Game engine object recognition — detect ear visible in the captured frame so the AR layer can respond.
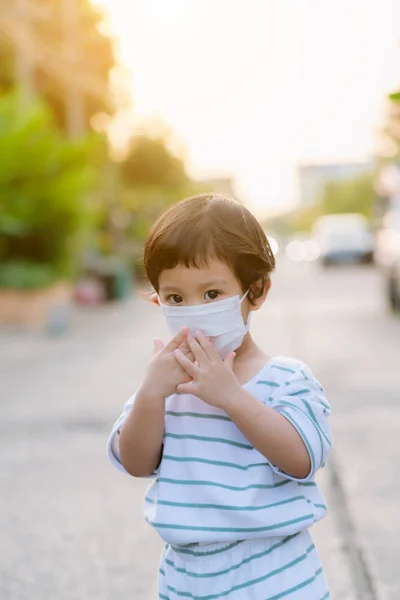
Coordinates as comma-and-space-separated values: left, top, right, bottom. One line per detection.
137, 289, 160, 305
249, 277, 271, 312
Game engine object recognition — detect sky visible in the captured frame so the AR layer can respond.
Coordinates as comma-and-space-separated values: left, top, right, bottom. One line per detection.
95, 0, 400, 216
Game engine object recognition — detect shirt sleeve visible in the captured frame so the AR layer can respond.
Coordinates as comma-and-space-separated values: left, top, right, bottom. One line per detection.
269, 364, 332, 482
106, 395, 135, 474
106, 394, 161, 478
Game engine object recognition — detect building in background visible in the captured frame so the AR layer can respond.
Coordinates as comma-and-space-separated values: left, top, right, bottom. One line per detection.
298, 161, 375, 207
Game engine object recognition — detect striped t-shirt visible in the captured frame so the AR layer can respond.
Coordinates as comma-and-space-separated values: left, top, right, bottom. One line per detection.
107, 356, 331, 546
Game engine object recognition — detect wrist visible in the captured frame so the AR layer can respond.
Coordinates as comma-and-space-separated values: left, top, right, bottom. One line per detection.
219, 384, 246, 412
136, 384, 165, 407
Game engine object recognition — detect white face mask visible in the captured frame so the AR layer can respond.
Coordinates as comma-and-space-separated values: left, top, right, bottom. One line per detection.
159, 291, 251, 359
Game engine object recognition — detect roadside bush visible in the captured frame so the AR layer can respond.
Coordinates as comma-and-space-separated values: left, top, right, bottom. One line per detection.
0, 91, 100, 288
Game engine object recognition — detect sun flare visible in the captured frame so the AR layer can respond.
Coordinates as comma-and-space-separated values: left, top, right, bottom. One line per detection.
94, 0, 400, 215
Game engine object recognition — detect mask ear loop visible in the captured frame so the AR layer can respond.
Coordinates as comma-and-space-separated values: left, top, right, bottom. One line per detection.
245, 311, 252, 332
240, 289, 250, 303
240, 288, 252, 332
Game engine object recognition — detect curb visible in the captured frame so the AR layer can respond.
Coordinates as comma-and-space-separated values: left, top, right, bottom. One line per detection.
327, 453, 385, 600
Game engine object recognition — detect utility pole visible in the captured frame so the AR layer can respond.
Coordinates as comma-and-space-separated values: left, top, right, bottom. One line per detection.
61, 0, 85, 138
13, 0, 36, 107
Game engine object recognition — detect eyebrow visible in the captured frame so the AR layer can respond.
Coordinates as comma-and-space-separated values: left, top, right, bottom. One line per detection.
159, 285, 183, 294
197, 279, 229, 289
159, 279, 229, 294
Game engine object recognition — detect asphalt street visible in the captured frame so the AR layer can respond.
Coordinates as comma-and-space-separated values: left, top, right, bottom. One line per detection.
1, 257, 399, 600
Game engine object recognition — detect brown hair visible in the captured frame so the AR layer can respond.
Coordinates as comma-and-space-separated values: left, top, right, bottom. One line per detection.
144, 194, 275, 304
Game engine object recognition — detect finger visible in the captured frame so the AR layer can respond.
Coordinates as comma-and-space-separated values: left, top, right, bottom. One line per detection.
153, 338, 165, 353
195, 331, 221, 362
179, 341, 195, 362
186, 334, 210, 365
177, 382, 198, 395
223, 351, 236, 371
174, 349, 199, 377
179, 338, 193, 354
164, 328, 189, 352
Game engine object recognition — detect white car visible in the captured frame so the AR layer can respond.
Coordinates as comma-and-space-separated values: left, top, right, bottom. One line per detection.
312, 214, 374, 266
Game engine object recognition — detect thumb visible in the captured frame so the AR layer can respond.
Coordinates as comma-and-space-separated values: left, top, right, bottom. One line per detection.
153, 338, 164, 353
223, 352, 236, 371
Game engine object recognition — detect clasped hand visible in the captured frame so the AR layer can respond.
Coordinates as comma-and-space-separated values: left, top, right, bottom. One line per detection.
173, 331, 241, 408
141, 328, 241, 408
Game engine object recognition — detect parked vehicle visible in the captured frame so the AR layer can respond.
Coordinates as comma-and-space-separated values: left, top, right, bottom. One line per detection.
374, 208, 400, 311
312, 214, 374, 266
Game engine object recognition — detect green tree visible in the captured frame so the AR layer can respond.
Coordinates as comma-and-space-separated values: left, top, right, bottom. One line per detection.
320, 174, 375, 220
384, 90, 400, 156
121, 135, 189, 189
0, 91, 101, 288
93, 134, 191, 272
119, 134, 189, 243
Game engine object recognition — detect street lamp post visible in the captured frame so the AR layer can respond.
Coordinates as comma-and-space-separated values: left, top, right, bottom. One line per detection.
61, 0, 85, 138
13, 0, 36, 106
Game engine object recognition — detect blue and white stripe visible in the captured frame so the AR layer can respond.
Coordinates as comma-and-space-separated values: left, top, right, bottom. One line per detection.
108, 356, 331, 547
158, 530, 330, 599
108, 356, 331, 598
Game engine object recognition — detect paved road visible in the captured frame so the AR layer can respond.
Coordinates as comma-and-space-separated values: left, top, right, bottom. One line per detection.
1, 258, 399, 599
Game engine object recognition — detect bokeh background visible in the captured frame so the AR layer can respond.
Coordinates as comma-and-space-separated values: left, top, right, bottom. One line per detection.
1, 1, 400, 599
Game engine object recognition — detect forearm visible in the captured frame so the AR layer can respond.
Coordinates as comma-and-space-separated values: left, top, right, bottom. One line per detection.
223, 389, 311, 479
119, 388, 165, 477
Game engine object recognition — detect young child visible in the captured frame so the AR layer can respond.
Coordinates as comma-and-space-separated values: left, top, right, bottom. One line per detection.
107, 194, 331, 600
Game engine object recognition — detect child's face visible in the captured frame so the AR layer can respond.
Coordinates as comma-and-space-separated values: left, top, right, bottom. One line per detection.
158, 259, 251, 324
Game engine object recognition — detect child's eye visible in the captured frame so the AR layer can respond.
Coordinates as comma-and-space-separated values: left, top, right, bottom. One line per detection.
204, 290, 220, 301
167, 294, 183, 304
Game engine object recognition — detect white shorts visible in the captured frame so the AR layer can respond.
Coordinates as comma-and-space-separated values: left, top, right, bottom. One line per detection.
158, 530, 330, 600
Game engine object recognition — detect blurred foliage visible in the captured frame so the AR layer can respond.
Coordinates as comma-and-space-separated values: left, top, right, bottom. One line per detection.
265, 206, 324, 237
0, 261, 57, 289
0, 91, 102, 288
0, 0, 116, 131
121, 135, 189, 189
381, 90, 400, 158
0, 2, 225, 284
389, 91, 400, 102
287, 205, 323, 235
320, 174, 375, 219
95, 134, 193, 277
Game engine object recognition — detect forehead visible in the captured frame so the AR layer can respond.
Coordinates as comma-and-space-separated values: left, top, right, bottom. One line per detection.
158, 259, 238, 290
